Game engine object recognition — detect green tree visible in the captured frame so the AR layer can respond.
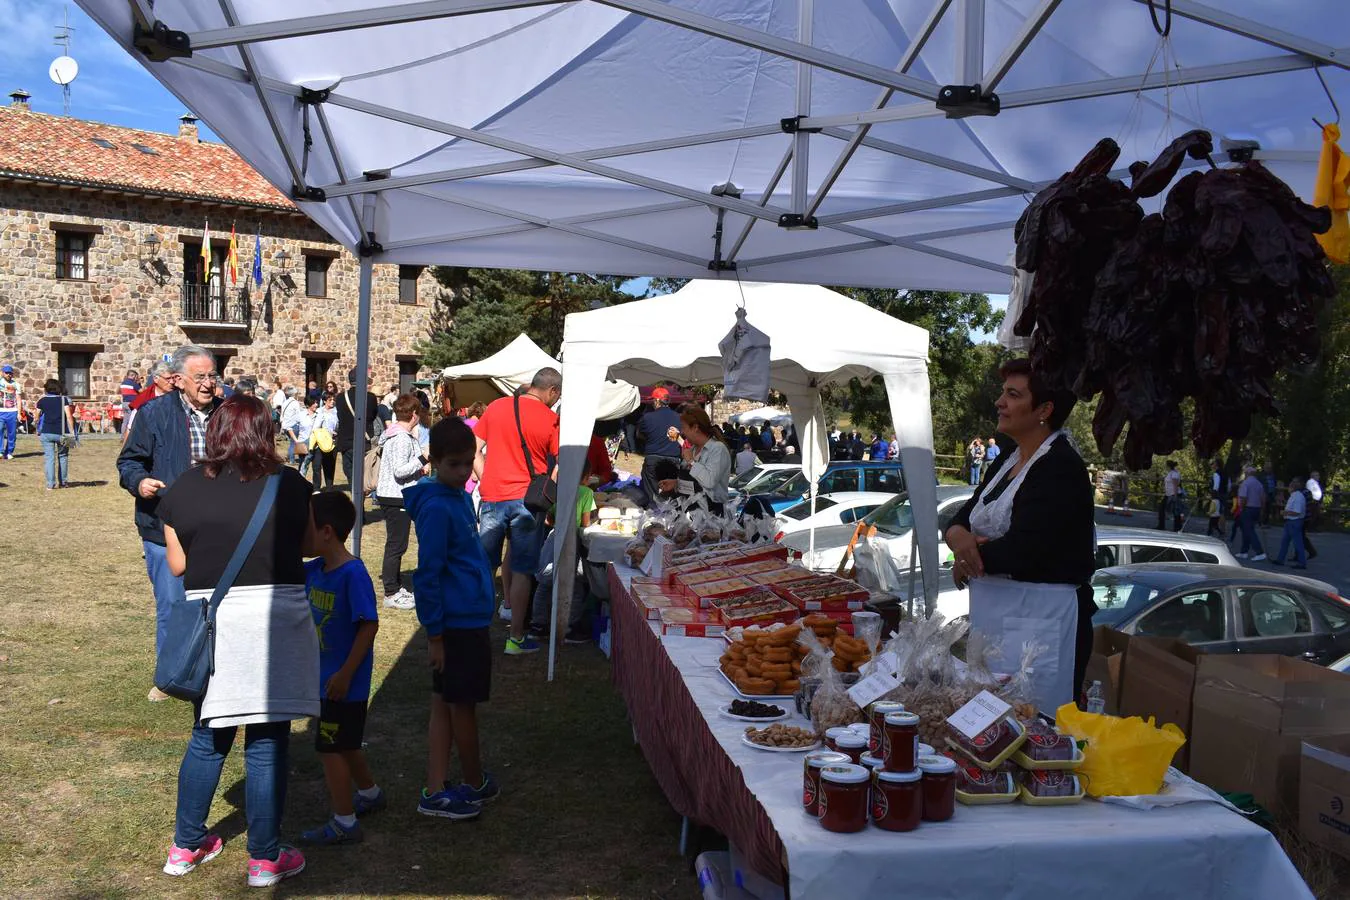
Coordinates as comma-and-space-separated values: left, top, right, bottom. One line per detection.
417, 268, 633, 369
827, 289, 1005, 453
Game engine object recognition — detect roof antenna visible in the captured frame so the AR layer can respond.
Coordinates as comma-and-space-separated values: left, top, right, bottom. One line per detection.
49, 4, 79, 117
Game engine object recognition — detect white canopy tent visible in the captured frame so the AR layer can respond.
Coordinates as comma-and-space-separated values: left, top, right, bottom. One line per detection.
730, 406, 792, 427
440, 332, 641, 418
552, 280, 935, 677
77, 0, 1344, 567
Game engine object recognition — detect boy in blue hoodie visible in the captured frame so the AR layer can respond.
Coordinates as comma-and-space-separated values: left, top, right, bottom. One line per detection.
404, 417, 499, 820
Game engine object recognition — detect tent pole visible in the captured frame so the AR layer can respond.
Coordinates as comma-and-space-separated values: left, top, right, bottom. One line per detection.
350, 195, 376, 556
956, 0, 985, 85
791, 0, 814, 218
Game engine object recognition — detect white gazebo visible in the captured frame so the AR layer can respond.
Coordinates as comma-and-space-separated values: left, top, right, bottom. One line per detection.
441, 332, 641, 418
77, 0, 1342, 585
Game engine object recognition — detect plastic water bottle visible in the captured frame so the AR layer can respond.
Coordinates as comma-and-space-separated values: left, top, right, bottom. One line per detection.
1085, 680, 1106, 715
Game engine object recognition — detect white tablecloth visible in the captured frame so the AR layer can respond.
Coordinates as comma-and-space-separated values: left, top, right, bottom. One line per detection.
657, 633, 1313, 899
582, 526, 633, 565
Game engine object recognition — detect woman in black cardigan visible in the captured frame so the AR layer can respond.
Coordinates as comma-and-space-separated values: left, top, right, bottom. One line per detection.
945, 359, 1098, 709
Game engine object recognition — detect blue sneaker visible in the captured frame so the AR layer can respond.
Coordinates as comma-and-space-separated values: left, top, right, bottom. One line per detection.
417, 786, 481, 820
351, 787, 387, 817
298, 816, 364, 846
457, 773, 501, 806
504, 636, 541, 656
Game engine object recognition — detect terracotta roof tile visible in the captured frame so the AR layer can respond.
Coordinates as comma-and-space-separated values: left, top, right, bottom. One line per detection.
0, 107, 295, 210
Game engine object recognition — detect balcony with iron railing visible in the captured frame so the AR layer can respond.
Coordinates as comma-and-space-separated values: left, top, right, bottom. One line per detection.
179, 282, 251, 330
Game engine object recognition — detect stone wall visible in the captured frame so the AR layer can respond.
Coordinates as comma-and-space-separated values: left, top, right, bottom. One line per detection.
0, 180, 447, 403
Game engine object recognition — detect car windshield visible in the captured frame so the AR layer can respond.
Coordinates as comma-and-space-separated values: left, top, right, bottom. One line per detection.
1090, 572, 1163, 627
781, 496, 838, 521
864, 494, 915, 537
731, 466, 769, 489
745, 468, 801, 494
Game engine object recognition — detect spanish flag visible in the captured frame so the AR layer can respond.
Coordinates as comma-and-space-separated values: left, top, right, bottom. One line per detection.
227, 224, 239, 286
200, 219, 210, 282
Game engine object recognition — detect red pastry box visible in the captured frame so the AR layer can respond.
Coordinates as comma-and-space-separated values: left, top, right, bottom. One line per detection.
673, 567, 740, 597
661, 559, 713, 587
688, 576, 761, 609
632, 581, 675, 599
725, 557, 793, 578
635, 592, 691, 621
697, 541, 751, 557
659, 607, 727, 638
750, 567, 820, 590
783, 578, 870, 612
712, 590, 799, 628
736, 543, 790, 563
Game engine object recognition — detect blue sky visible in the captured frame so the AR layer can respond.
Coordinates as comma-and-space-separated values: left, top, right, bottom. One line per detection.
1, 0, 216, 137
6, 1, 1009, 338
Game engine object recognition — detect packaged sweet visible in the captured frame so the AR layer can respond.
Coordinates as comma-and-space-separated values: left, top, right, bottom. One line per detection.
1021, 769, 1082, 799
636, 594, 684, 620
660, 607, 726, 638
688, 577, 759, 606
947, 716, 1026, 769
1021, 722, 1075, 761
799, 626, 866, 735
954, 764, 1017, 795
726, 557, 791, 578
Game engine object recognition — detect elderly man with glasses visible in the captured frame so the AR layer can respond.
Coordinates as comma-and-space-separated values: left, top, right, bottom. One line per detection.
117, 345, 223, 701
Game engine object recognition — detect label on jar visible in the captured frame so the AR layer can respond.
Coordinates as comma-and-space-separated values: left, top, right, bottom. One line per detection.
803, 771, 816, 808
947, 690, 1011, 741
816, 788, 828, 819
871, 786, 888, 821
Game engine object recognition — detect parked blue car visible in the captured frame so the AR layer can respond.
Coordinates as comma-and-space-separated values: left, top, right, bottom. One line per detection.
741, 461, 905, 515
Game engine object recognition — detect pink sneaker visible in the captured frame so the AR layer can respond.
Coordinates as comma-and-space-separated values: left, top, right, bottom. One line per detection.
163, 833, 224, 876
246, 846, 305, 887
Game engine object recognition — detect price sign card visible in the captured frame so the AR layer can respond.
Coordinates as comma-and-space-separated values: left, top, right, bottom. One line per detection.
640, 535, 671, 578
947, 690, 1012, 741
847, 668, 902, 709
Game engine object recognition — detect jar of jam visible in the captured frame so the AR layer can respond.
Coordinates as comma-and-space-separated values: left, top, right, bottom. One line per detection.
802, 751, 849, 817
871, 768, 922, 832
824, 726, 852, 752
818, 764, 870, 833
848, 722, 873, 744
835, 732, 868, 765
867, 700, 905, 753
918, 742, 935, 757
917, 754, 957, 822
883, 711, 920, 772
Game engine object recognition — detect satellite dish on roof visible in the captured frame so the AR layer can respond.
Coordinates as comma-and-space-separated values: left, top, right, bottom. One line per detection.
49, 56, 79, 86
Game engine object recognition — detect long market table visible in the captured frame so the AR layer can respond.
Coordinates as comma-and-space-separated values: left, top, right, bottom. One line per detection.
607, 562, 1313, 899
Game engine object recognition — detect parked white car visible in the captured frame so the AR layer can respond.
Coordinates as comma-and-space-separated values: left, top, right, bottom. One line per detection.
925, 527, 1242, 622
780, 486, 975, 575
726, 463, 800, 507
773, 492, 893, 540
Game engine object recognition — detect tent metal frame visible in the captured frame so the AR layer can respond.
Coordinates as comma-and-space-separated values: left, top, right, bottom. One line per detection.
121, 0, 1339, 561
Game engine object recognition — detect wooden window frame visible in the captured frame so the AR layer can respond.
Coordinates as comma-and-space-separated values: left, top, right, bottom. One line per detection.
304, 253, 331, 299
55, 231, 91, 281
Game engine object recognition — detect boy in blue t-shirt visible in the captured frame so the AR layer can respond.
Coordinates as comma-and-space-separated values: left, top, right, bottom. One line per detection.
404, 417, 499, 820
299, 491, 383, 845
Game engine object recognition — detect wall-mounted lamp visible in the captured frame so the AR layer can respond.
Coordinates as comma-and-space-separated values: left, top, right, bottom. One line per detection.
273, 248, 292, 273
139, 232, 170, 285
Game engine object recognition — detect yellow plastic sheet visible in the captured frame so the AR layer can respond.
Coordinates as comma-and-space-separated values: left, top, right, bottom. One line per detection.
1314, 123, 1350, 264
1056, 703, 1186, 798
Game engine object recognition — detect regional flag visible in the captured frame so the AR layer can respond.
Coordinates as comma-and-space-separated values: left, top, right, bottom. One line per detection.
228, 225, 239, 286
252, 229, 263, 287
200, 219, 210, 282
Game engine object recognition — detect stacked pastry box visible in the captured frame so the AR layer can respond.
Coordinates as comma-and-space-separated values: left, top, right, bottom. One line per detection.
650, 543, 796, 636
942, 691, 1086, 806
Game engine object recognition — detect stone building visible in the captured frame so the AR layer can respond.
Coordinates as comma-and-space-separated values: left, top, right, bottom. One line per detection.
0, 91, 445, 406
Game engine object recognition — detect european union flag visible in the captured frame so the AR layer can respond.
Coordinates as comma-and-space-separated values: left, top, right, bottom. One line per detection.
252, 229, 263, 287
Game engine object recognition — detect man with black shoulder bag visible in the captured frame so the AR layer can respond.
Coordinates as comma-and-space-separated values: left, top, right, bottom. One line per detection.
472, 368, 562, 656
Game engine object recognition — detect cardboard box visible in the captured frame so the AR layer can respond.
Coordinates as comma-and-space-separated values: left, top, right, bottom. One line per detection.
1190, 655, 1350, 819
659, 607, 727, 638
1082, 626, 1131, 715
1117, 636, 1201, 771
1300, 735, 1350, 861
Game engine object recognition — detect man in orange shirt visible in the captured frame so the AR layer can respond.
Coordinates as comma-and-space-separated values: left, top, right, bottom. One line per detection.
472, 367, 562, 655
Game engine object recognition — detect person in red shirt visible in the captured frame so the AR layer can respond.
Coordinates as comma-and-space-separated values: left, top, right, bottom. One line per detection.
472, 368, 561, 655
586, 432, 616, 487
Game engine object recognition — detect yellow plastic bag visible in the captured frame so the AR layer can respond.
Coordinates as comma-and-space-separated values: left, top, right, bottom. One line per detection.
1055, 703, 1186, 798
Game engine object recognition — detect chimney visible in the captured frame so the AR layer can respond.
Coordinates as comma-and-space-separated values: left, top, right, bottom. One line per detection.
8, 90, 31, 110
178, 113, 199, 142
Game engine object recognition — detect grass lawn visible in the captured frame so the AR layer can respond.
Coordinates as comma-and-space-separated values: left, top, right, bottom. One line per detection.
0, 437, 686, 898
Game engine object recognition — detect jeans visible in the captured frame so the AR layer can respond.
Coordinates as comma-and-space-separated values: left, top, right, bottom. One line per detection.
1276, 518, 1307, 566
39, 434, 69, 487
479, 498, 542, 575
969, 462, 982, 486
1238, 507, 1264, 556
174, 718, 290, 861
530, 528, 589, 632
0, 413, 15, 457
296, 450, 312, 479
144, 540, 187, 661
378, 498, 410, 596
286, 438, 297, 464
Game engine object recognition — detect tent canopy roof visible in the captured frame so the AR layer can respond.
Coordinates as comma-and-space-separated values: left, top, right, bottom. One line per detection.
77, 0, 1344, 293
564, 281, 929, 389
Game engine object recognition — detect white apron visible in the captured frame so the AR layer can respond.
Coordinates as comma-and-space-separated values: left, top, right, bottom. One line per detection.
968, 575, 1078, 715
